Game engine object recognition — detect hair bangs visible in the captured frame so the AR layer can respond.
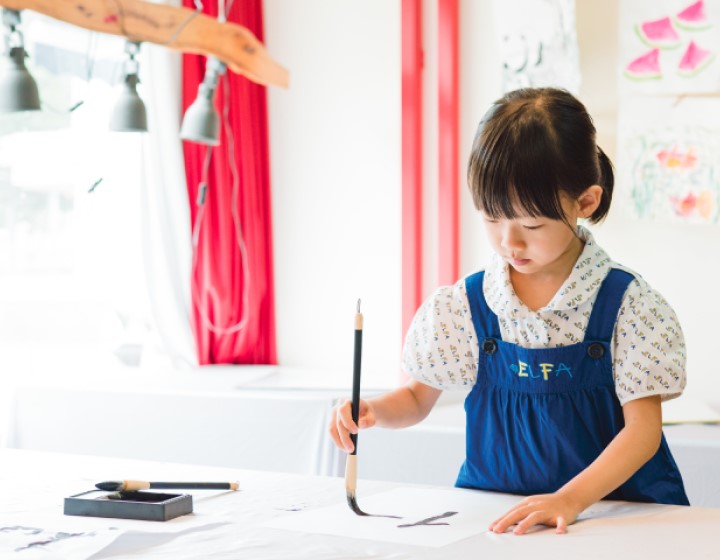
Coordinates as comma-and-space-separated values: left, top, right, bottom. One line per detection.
469, 108, 566, 221
468, 88, 615, 224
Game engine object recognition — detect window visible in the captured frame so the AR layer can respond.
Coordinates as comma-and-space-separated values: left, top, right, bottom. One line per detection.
0, 15, 155, 376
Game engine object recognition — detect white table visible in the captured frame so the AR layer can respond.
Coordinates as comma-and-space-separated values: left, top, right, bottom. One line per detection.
2, 449, 720, 560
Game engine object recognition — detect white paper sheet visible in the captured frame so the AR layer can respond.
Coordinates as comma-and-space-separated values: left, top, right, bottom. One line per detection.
619, 0, 720, 95
1, 512, 234, 560
0, 521, 120, 560
493, 0, 581, 93
260, 487, 519, 548
616, 95, 720, 224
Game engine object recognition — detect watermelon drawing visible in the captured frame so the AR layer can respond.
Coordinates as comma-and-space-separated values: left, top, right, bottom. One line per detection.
635, 16, 681, 49
678, 40, 715, 76
624, 48, 662, 80
674, 0, 712, 30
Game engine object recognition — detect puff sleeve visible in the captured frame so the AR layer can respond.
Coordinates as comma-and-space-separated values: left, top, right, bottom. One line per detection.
612, 278, 687, 405
401, 280, 478, 389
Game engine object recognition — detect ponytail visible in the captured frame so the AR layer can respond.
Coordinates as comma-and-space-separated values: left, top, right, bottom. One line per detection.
589, 146, 614, 223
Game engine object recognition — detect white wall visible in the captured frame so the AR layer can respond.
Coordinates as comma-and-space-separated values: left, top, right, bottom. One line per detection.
574, 1, 720, 404
264, 1, 402, 389
265, 1, 720, 404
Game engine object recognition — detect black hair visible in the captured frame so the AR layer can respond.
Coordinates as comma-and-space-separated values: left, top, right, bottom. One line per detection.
467, 87, 614, 224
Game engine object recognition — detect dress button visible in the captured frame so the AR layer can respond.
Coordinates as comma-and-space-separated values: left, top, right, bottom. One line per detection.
587, 342, 605, 359
482, 338, 497, 355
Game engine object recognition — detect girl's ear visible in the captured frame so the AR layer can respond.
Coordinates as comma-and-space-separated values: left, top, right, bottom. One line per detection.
577, 185, 603, 219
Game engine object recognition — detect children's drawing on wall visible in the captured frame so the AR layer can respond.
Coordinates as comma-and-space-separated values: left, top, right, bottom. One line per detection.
617, 97, 720, 224
493, 0, 580, 93
620, 0, 720, 94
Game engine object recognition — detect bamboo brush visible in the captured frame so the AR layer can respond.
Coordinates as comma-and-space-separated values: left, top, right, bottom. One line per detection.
345, 299, 368, 516
343, 301, 402, 520
96, 481, 239, 492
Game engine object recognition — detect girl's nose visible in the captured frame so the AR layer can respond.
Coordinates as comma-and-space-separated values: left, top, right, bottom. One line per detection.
501, 226, 524, 251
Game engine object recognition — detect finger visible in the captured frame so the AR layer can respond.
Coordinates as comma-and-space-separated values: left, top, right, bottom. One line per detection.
335, 424, 354, 453
328, 415, 354, 452
335, 418, 355, 453
513, 510, 549, 535
359, 402, 375, 429
489, 500, 534, 530
556, 516, 568, 534
327, 410, 345, 450
356, 401, 368, 428
491, 505, 533, 534
333, 402, 357, 453
489, 508, 525, 531
337, 400, 359, 434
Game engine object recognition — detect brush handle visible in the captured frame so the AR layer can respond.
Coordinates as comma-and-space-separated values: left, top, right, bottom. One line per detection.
95, 480, 239, 491
350, 311, 363, 456
149, 482, 239, 491
345, 454, 358, 493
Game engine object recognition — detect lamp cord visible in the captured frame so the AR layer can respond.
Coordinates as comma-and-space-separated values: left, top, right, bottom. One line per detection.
85, 30, 97, 82
221, 70, 251, 332
190, 73, 250, 336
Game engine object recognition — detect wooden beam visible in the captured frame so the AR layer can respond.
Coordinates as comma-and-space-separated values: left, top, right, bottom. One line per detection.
0, 0, 288, 88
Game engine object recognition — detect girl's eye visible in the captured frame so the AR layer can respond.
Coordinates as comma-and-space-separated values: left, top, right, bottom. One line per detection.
523, 225, 543, 230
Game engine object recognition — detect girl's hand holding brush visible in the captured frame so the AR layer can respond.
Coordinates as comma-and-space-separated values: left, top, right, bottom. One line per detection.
329, 381, 443, 453
330, 398, 376, 453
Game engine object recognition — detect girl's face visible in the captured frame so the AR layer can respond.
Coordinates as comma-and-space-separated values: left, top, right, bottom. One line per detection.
481, 194, 586, 278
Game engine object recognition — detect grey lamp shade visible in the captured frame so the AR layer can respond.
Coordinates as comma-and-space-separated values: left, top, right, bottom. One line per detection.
0, 47, 40, 112
180, 83, 220, 145
109, 74, 148, 132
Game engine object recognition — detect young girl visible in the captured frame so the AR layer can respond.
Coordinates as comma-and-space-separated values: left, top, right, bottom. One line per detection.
329, 87, 689, 535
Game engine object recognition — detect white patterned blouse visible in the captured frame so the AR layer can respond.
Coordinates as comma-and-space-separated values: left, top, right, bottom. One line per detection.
402, 226, 686, 405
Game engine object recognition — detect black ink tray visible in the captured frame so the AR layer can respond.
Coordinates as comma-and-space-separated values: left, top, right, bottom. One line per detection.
64, 490, 193, 521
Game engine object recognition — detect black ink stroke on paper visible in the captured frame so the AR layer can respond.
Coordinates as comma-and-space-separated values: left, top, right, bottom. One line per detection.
397, 511, 458, 528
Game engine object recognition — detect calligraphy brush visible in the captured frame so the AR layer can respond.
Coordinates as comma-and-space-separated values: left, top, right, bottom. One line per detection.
343, 300, 402, 520
345, 299, 367, 516
96, 480, 239, 492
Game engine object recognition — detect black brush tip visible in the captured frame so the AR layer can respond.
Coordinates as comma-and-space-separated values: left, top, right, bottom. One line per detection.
95, 481, 123, 491
346, 493, 368, 516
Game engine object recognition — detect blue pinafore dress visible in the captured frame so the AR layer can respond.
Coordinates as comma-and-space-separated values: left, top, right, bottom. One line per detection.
455, 268, 689, 505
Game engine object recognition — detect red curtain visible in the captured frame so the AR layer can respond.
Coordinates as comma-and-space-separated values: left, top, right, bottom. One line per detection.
181, 0, 276, 365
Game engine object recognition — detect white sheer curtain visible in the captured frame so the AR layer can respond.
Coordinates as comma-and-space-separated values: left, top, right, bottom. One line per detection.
0, 5, 197, 450
139, 30, 197, 369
